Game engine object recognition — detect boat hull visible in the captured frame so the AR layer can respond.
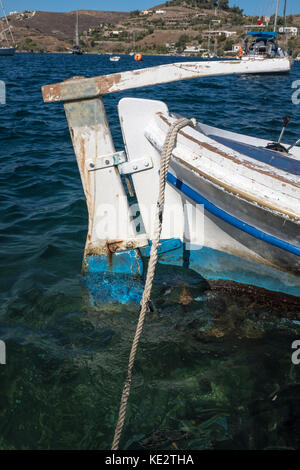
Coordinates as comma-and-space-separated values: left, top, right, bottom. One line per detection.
0, 47, 15, 56
159, 171, 300, 297
240, 56, 292, 73
41, 64, 300, 302
118, 97, 300, 298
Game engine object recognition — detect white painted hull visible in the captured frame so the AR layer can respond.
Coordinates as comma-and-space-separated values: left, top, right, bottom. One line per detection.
41, 61, 300, 298
119, 98, 300, 295
240, 56, 292, 73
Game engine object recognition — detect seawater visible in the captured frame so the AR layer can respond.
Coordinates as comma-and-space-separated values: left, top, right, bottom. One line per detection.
0, 53, 300, 450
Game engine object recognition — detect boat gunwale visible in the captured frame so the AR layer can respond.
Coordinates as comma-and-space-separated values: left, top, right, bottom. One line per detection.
151, 113, 300, 222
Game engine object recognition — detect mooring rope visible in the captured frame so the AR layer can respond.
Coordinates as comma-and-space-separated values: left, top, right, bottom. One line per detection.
111, 117, 196, 451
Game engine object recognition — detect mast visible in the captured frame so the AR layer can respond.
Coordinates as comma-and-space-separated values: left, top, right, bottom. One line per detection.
273, 0, 280, 32
75, 10, 79, 46
283, 0, 287, 28
208, 22, 211, 55
0, 0, 15, 46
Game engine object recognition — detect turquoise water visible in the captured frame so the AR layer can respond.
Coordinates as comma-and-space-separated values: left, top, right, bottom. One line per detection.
0, 53, 300, 450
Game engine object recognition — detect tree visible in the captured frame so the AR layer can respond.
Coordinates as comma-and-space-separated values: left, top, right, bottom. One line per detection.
130, 10, 140, 18
218, 0, 229, 10
175, 33, 189, 52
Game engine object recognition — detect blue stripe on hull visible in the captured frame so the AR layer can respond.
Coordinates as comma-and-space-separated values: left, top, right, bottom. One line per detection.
166, 172, 300, 257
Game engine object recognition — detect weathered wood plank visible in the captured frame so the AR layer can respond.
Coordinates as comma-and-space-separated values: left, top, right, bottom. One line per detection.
42, 58, 291, 103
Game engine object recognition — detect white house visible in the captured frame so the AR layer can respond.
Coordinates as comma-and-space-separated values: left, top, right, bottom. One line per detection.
155, 10, 166, 14
203, 30, 237, 38
184, 46, 205, 53
222, 31, 237, 38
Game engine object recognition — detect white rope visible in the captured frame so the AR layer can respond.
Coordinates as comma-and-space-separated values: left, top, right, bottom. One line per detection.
111, 116, 196, 451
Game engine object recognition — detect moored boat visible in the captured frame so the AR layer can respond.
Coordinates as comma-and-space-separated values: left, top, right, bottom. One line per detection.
0, 0, 15, 56
241, 32, 292, 72
41, 60, 300, 301
0, 46, 14, 55
240, 1, 293, 73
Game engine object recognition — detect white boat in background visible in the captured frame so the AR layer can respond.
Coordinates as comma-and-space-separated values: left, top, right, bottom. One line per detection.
240, 1, 293, 72
0, 0, 15, 56
42, 60, 300, 302
241, 31, 292, 72
109, 56, 120, 62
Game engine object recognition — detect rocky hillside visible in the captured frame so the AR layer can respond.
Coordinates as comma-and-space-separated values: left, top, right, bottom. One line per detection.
1, 2, 299, 56
2, 9, 130, 51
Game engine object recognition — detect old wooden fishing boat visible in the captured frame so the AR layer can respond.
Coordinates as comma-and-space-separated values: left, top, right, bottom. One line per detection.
42, 60, 300, 301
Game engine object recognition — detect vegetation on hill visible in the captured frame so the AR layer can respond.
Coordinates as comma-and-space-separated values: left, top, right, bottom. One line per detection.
164, 0, 243, 15
1, 3, 299, 57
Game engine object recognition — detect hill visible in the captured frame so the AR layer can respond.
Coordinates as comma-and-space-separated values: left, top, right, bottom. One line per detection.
4, 9, 130, 51
1, 3, 300, 56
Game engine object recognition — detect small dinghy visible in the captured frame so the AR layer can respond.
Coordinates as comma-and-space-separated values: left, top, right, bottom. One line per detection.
109, 56, 120, 62
42, 60, 300, 300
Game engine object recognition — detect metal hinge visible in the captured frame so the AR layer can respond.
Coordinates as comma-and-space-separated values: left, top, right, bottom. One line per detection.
118, 156, 153, 175
86, 151, 153, 175
86, 151, 126, 171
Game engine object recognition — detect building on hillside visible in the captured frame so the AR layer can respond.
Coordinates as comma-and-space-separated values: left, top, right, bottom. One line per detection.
184, 45, 207, 54
203, 30, 237, 39
155, 10, 166, 14
166, 18, 190, 26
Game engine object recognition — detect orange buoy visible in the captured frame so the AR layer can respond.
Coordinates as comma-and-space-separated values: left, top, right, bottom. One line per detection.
134, 53, 143, 62
238, 47, 243, 59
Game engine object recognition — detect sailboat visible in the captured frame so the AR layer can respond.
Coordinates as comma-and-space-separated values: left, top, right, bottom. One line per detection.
0, 0, 15, 56
241, 0, 292, 72
71, 10, 83, 55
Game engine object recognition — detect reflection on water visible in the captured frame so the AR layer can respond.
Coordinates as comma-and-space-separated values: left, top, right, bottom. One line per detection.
0, 54, 299, 449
